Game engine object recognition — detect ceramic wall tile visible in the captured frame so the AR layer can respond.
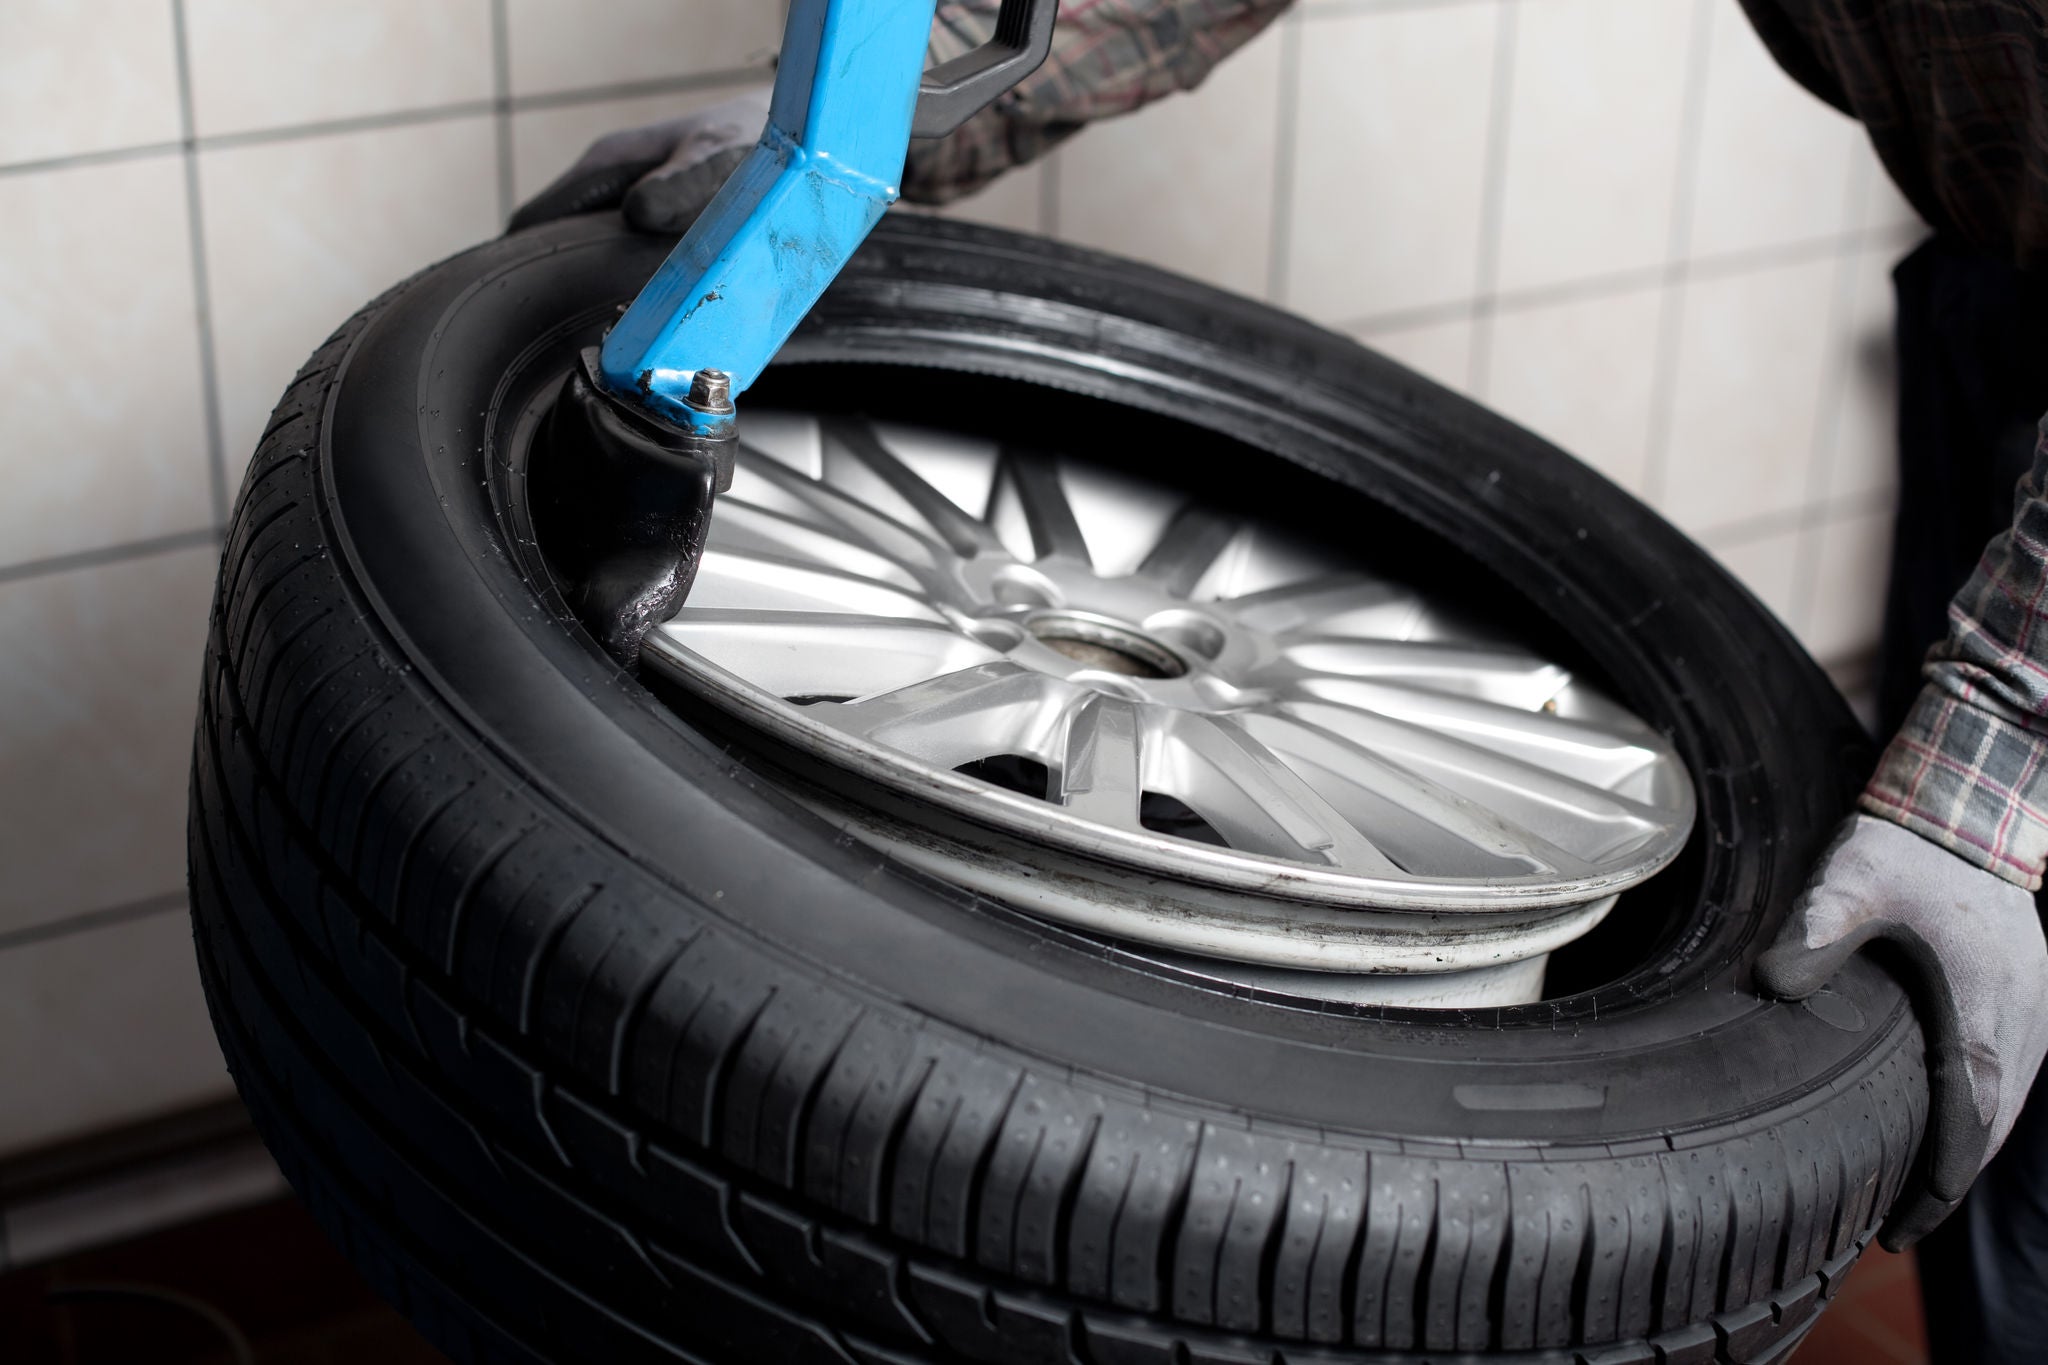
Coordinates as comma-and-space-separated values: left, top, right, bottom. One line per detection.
0, 1, 181, 165
1802, 504, 1894, 664
1349, 315, 1476, 396
1688, 0, 1863, 259
504, 0, 780, 97
0, 157, 212, 566
1484, 284, 1664, 496
934, 161, 1047, 234
199, 117, 501, 473
184, 0, 493, 137
1493, 0, 1695, 293
509, 80, 766, 204
1657, 257, 1837, 534
1283, 2, 1501, 323
1702, 523, 1807, 631
0, 908, 231, 1159
0, 547, 214, 938
1055, 20, 1284, 299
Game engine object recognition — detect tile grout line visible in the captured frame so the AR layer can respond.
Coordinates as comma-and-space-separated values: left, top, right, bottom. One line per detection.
0, 890, 188, 958
197, 97, 498, 151
490, 0, 516, 224
1340, 224, 1902, 340
0, 140, 184, 182
1693, 485, 1895, 551
1040, 149, 1063, 238
169, 0, 231, 532
499, 65, 775, 114
1785, 156, 1880, 633
0, 527, 221, 589
0, 65, 778, 181
1637, 0, 1718, 507
1263, 11, 1304, 306
1464, 0, 1519, 396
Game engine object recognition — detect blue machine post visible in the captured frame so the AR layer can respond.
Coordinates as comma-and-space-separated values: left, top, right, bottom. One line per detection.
599, 0, 939, 429
546, 0, 1051, 661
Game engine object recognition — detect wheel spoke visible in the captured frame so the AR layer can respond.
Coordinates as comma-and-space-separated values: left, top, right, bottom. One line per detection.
827, 418, 1005, 558
809, 661, 1075, 768
655, 610, 999, 701
1136, 503, 1241, 597
1052, 695, 1144, 827
1282, 675, 1662, 785
1262, 638, 1571, 709
688, 547, 948, 620
1002, 449, 1092, 565
1274, 698, 1678, 861
1152, 712, 1400, 870
1220, 573, 1422, 636
1238, 710, 1591, 876
708, 499, 924, 593
736, 451, 955, 580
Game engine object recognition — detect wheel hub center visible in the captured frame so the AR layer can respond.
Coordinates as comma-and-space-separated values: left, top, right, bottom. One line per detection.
1023, 611, 1186, 679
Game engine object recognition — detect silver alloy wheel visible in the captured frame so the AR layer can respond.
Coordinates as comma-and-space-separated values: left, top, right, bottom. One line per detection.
641, 410, 1695, 999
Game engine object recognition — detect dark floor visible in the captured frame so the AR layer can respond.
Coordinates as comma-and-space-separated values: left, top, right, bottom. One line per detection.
0, 1194, 1926, 1363
1794, 1244, 1930, 1365
0, 1198, 449, 1365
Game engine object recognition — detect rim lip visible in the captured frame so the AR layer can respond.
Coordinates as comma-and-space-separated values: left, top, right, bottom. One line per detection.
643, 618, 1696, 914
779, 769, 1627, 972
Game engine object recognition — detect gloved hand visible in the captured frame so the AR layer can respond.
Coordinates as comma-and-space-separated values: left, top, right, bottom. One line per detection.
508, 87, 770, 234
1757, 813, 2048, 1247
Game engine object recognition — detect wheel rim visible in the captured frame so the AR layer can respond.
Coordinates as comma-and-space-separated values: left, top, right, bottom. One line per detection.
637, 406, 1695, 983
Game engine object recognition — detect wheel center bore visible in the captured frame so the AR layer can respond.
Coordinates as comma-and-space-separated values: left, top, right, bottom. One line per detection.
1023, 611, 1187, 679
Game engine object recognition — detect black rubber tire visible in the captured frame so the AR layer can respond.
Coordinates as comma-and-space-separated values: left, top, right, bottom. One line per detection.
189, 212, 1926, 1365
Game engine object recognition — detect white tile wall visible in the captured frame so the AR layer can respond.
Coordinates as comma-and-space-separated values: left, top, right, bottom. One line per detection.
1494, 0, 1695, 293
0, 547, 216, 938
1688, 0, 1864, 258
503, 0, 781, 96
200, 116, 503, 465
1283, 2, 1501, 322
0, 2, 183, 165
1054, 20, 1286, 297
0, 906, 231, 1157
183, 0, 496, 136
1485, 283, 1665, 495
0, 157, 213, 564
1659, 255, 1840, 534
0, 0, 1926, 1159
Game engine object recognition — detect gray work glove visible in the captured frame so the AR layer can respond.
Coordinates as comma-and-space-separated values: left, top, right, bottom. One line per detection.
508, 87, 770, 234
1757, 813, 2048, 1248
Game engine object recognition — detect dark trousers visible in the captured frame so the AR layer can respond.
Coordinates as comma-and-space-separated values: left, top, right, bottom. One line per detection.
1883, 236, 2048, 1363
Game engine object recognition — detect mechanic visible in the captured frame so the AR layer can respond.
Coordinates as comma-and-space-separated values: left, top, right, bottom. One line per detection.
516, 4, 2048, 1357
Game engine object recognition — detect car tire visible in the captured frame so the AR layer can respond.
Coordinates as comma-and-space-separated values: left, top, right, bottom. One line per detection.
189, 211, 1924, 1365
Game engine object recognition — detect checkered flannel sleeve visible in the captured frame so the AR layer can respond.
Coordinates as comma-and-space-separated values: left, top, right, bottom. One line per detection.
1863, 418, 2048, 890
903, 0, 1294, 205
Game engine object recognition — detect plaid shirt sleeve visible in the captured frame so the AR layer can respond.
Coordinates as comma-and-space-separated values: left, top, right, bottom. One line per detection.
903, 0, 1294, 205
1863, 417, 2048, 890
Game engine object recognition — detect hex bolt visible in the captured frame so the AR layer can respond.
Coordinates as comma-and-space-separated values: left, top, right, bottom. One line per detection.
686, 368, 734, 415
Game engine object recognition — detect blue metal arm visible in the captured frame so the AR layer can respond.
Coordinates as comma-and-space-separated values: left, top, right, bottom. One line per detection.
600, 0, 1055, 430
